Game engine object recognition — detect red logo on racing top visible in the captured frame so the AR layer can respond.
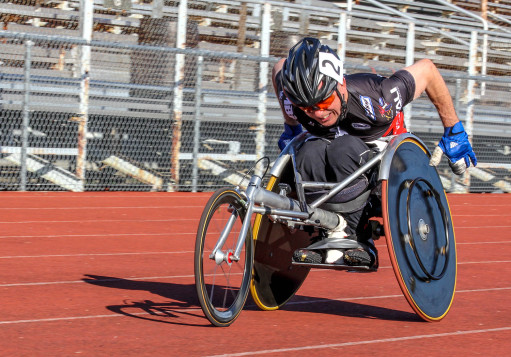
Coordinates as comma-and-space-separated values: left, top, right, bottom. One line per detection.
378, 97, 393, 121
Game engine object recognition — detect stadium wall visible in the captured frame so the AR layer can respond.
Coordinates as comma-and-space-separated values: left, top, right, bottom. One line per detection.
0, 0, 510, 193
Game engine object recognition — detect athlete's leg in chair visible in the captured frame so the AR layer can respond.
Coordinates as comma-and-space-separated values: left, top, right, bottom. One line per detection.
293, 135, 378, 266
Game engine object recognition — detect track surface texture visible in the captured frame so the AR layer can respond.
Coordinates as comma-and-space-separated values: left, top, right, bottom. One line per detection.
1, 192, 510, 356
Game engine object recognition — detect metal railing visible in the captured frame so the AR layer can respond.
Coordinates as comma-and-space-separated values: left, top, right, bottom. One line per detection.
0, 0, 510, 193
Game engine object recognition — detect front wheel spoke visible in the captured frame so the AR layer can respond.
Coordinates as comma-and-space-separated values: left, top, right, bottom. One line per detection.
208, 263, 218, 304
220, 258, 244, 297
219, 264, 233, 308
231, 256, 245, 273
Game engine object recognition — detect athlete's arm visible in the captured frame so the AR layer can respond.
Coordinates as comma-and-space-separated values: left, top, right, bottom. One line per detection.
272, 59, 299, 126
272, 59, 303, 150
403, 59, 458, 128
403, 59, 476, 173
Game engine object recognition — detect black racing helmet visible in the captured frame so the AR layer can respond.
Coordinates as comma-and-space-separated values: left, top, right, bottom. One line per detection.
280, 37, 341, 108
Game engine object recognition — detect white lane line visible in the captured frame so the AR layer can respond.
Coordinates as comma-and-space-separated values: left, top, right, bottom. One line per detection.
0, 231, 509, 240
455, 226, 511, 228
2, 256, 510, 288
276, 287, 511, 308
458, 260, 511, 265
0, 222, 507, 228
452, 204, 511, 207
289, 286, 511, 303
206, 326, 511, 357
0, 312, 152, 325
0, 206, 203, 210
0, 233, 194, 239
0, 251, 193, 259
1, 248, 510, 260
0, 194, 209, 198
0, 219, 196, 224
453, 214, 511, 216
0, 208, 502, 213
457, 241, 511, 244
0, 275, 196, 287
456, 286, 511, 293
0, 287, 509, 325
0, 304, 201, 325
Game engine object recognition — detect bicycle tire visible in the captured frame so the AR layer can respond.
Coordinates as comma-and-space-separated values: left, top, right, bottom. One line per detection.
194, 188, 254, 327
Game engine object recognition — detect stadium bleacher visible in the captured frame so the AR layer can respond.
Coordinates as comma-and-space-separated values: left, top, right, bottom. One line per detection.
0, 0, 510, 192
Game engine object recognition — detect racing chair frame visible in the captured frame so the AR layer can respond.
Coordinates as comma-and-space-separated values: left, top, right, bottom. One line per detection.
195, 132, 457, 327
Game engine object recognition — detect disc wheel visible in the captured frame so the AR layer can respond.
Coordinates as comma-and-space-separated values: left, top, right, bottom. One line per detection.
250, 173, 312, 311
194, 188, 254, 327
382, 138, 456, 322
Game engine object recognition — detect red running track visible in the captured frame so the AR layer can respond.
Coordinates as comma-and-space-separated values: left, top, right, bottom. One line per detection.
0, 192, 510, 356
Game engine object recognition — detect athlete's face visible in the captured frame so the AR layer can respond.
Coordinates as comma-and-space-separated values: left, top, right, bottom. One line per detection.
300, 84, 344, 127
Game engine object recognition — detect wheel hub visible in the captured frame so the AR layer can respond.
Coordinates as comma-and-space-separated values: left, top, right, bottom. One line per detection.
418, 218, 430, 240
214, 249, 234, 266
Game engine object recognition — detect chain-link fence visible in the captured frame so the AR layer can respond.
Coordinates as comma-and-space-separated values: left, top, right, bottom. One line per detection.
1, 0, 510, 193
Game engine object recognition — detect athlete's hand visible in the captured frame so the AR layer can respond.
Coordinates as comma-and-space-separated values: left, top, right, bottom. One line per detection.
429, 121, 477, 175
278, 123, 303, 151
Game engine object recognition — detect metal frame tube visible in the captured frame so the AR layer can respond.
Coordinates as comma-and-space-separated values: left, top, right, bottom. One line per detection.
233, 175, 261, 259
233, 199, 255, 260
310, 151, 384, 209
251, 187, 339, 229
209, 210, 239, 259
252, 206, 309, 219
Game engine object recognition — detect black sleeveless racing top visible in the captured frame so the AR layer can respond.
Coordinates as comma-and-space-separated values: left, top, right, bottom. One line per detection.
275, 70, 416, 141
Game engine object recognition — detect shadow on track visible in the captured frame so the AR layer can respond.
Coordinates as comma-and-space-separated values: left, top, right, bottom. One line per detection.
274, 297, 422, 322
82, 274, 211, 327
83, 274, 421, 325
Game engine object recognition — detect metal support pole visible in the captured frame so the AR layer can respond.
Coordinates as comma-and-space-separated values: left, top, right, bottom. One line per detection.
298, 0, 310, 34
481, 33, 488, 95
76, 0, 93, 188
337, 11, 347, 63
191, 56, 203, 193
466, 32, 477, 145
253, 3, 261, 18
404, 22, 415, 130
454, 78, 462, 119
255, 2, 271, 171
346, 0, 353, 29
170, 0, 188, 191
20, 40, 33, 191
234, 2, 248, 90
433, 0, 488, 95
451, 78, 462, 191
405, 22, 415, 65
464, 31, 478, 192
152, 0, 163, 18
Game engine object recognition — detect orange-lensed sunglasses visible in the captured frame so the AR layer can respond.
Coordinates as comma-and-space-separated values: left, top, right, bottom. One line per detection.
300, 91, 336, 113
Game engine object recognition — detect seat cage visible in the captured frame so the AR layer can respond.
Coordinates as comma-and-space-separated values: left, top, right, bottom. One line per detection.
249, 132, 430, 231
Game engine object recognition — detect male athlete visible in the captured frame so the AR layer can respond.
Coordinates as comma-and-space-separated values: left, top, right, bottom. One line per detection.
272, 37, 477, 267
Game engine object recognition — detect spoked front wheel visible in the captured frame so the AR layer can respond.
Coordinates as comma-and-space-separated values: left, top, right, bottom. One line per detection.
194, 188, 254, 327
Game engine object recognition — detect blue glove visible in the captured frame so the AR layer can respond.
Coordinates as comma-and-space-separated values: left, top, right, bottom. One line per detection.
278, 123, 303, 151
429, 121, 477, 175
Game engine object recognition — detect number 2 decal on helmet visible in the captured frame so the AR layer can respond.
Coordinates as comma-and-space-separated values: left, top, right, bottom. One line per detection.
319, 52, 344, 84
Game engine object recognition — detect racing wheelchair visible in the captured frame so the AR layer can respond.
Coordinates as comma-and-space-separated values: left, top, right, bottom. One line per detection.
194, 132, 456, 327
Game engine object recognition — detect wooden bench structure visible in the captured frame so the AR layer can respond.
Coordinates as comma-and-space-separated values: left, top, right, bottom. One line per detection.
1, 0, 511, 192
